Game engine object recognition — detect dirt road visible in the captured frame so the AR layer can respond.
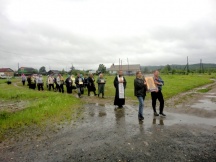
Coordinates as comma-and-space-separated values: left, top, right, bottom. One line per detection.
0, 83, 216, 162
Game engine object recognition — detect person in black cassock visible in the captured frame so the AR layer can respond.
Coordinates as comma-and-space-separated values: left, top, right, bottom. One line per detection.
114, 70, 127, 108
87, 73, 97, 96
84, 74, 88, 88
65, 75, 73, 94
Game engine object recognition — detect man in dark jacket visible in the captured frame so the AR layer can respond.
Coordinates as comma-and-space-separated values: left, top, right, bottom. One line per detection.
134, 71, 147, 120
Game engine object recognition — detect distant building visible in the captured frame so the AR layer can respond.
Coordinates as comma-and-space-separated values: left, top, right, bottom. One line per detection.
88, 70, 97, 74
0, 68, 14, 77
47, 70, 60, 75
18, 67, 37, 75
109, 63, 141, 75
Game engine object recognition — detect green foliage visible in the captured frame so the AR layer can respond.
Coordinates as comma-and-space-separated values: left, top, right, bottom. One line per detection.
143, 67, 149, 73
161, 64, 172, 74
61, 68, 66, 75
39, 66, 46, 74
97, 64, 106, 73
197, 88, 211, 93
101, 73, 214, 100
0, 81, 81, 140
0, 111, 10, 120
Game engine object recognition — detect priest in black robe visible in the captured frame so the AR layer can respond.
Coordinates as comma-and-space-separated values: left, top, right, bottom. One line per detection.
65, 75, 73, 94
114, 70, 127, 108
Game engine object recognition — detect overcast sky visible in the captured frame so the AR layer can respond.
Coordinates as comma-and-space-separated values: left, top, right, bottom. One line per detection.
0, 0, 215, 71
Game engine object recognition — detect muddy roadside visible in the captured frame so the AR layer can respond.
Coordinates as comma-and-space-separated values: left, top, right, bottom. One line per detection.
0, 82, 216, 162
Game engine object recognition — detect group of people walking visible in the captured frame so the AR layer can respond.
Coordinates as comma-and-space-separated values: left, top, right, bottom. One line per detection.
20, 73, 107, 98
22, 74, 44, 91
113, 70, 166, 121
21, 69, 166, 121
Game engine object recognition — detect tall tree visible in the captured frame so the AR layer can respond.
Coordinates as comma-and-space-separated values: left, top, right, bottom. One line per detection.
162, 64, 172, 73
97, 64, 106, 73
69, 65, 75, 74
61, 68, 66, 75
39, 66, 46, 74
143, 67, 149, 73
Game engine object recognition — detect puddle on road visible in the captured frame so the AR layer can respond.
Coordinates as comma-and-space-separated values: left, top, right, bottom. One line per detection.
191, 92, 216, 111
73, 103, 216, 136
191, 99, 216, 111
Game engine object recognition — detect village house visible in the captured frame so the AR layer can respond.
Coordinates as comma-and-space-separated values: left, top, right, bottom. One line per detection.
108, 64, 141, 75
0, 68, 14, 77
47, 70, 60, 75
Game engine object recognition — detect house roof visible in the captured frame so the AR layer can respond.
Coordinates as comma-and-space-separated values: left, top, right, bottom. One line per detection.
109, 64, 141, 71
0, 68, 14, 72
48, 70, 60, 74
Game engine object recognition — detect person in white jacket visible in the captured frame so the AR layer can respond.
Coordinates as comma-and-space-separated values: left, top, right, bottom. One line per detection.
37, 74, 44, 91
56, 74, 64, 93
48, 75, 54, 91
21, 74, 26, 86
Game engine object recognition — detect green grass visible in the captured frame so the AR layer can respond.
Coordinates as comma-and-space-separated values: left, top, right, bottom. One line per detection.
0, 79, 81, 140
197, 88, 211, 93
0, 73, 215, 140
103, 73, 214, 100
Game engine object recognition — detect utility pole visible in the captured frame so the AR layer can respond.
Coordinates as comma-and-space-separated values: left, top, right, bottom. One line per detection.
121, 60, 122, 70
187, 56, 189, 73
200, 59, 202, 73
127, 58, 130, 75
202, 61, 204, 73
119, 58, 120, 70
18, 63, 19, 75
183, 56, 189, 74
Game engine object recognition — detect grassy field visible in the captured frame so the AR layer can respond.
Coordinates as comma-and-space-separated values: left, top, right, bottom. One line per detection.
0, 73, 215, 140
104, 73, 215, 100
0, 78, 82, 140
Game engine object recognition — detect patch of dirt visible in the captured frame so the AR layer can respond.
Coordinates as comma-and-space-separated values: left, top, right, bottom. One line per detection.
0, 100, 29, 113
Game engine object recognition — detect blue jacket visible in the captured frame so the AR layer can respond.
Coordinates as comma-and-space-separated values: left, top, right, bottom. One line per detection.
154, 77, 164, 91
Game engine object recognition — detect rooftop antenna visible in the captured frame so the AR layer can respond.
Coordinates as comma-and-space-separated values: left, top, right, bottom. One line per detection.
121, 60, 122, 70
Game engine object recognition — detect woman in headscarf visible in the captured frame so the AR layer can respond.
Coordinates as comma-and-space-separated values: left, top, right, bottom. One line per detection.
21, 74, 26, 86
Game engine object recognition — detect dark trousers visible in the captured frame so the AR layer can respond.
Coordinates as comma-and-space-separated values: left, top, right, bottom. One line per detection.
22, 81, 25, 86
151, 90, 164, 113
67, 86, 72, 94
30, 84, 36, 90
55, 84, 58, 91
59, 84, 64, 93
49, 84, 54, 91
38, 83, 44, 91
88, 90, 96, 96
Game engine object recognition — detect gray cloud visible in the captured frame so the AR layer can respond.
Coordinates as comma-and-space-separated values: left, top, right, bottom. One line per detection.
0, 0, 216, 71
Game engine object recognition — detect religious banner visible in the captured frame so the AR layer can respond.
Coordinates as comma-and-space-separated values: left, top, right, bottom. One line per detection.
145, 76, 158, 92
